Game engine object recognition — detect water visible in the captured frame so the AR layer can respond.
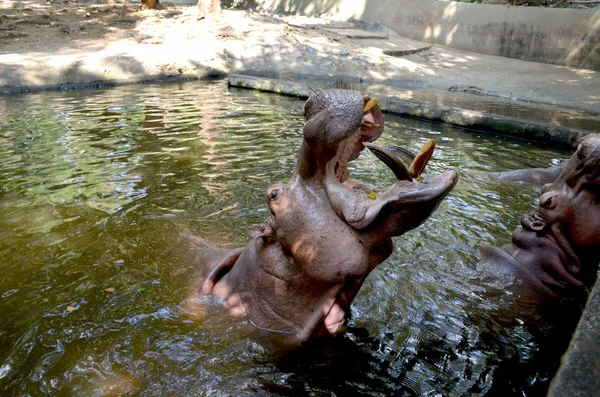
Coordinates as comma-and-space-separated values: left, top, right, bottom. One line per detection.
0, 80, 575, 396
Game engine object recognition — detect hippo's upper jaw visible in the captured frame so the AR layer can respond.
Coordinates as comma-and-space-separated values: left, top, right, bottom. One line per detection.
299, 89, 384, 178
324, 138, 458, 236
302, 89, 458, 235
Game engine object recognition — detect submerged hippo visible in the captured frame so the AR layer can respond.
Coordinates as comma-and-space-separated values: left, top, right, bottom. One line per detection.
193, 89, 458, 343
489, 163, 565, 186
479, 134, 600, 311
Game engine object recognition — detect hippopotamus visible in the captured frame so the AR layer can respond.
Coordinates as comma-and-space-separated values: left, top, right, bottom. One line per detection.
193, 89, 458, 343
478, 134, 600, 312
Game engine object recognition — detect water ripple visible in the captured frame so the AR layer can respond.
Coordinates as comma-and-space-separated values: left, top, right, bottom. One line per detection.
0, 80, 574, 396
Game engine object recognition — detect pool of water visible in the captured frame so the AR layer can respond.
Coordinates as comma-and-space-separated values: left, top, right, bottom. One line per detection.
0, 80, 575, 396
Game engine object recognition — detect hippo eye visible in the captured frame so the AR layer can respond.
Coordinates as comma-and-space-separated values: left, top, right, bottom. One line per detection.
269, 189, 279, 201
542, 196, 553, 208
266, 185, 285, 205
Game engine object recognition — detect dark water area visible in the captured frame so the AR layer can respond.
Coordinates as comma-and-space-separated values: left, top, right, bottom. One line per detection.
0, 80, 576, 396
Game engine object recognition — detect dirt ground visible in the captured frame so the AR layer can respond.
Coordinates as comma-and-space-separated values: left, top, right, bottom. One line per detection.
0, 0, 381, 85
0, 0, 256, 54
0, 1, 145, 53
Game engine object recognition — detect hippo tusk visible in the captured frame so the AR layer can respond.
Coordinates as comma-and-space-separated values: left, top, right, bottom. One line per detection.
364, 142, 413, 181
361, 97, 381, 130
365, 139, 437, 181
409, 139, 436, 178
363, 97, 379, 112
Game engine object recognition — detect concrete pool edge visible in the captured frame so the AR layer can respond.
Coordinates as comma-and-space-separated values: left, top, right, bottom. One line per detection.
0, 69, 228, 96
547, 280, 600, 397
228, 74, 594, 149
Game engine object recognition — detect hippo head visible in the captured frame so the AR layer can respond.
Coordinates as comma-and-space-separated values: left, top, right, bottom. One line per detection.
528, 134, 600, 285
538, 134, 600, 246
300, 89, 458, 240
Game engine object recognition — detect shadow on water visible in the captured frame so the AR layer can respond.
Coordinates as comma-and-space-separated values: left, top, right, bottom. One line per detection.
0, 79, 581, 396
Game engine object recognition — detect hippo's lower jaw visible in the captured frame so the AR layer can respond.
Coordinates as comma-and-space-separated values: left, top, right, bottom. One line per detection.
324, 139, 458, 232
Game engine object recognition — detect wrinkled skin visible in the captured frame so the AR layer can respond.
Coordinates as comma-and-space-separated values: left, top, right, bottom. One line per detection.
193, 89, 458, 344
479, 134, 600, 310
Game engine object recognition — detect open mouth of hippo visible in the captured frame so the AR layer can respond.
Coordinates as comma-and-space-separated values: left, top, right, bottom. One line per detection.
325, 98, 459, 230
330, 96, 384, 183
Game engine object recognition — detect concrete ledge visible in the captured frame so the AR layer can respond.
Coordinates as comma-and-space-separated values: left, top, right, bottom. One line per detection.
228, 74, 593, 149
245, 0, 600, 71
380, 97, 591, 149
548, 279, 600, 397
0, 71, 227, 96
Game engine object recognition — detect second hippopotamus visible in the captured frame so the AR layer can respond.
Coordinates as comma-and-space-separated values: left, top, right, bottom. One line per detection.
479, 134, 600, 313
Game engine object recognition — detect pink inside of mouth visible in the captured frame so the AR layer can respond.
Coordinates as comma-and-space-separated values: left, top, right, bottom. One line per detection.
333, 110, 383, 183
363, 111, 376, 125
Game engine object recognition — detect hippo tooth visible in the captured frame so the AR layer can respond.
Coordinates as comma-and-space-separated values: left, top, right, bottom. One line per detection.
363, 97, 379, 113
364, 142, 413, 181
409, 139, 436, 178
361, 122, 381, 129
361, 97, 380, 130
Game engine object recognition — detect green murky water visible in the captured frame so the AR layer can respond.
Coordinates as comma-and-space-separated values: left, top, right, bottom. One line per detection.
0, 80, 574, 396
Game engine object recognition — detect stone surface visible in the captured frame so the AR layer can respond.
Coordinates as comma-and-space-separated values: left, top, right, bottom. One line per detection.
323, 28, 390, 40
249, 0, 600, 71
357, 38, 432, 57
1, 1, 599, 122
548, 281, 600, 397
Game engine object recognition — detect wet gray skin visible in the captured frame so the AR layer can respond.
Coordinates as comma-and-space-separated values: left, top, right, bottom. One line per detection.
479, 134, 600, 310
197, 89, 458, 344
489, 162, 565, 185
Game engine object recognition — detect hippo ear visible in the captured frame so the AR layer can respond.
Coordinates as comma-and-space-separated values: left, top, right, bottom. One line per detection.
521, 213, 548, 233
249, 221, 274, 239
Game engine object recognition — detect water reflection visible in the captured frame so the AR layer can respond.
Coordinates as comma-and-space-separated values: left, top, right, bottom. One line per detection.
0, 80, 574, 396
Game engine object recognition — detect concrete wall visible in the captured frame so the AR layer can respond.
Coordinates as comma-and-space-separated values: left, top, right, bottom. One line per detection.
237, 0, 600, 71
547, 278, 600, 396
